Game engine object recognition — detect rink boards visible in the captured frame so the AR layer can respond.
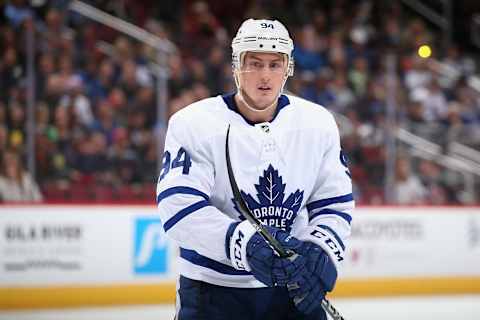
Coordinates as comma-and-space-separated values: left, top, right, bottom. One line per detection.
0, 205, 479, 309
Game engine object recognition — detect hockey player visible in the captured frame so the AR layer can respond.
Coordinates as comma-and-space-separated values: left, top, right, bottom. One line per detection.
157, 18, 354, 320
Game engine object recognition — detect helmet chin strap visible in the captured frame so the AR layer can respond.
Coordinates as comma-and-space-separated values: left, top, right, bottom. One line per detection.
234, 70, 288, 115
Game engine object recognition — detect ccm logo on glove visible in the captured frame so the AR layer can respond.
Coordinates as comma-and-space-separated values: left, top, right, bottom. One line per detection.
233, 230, 246, 270
310, 228, 344, 263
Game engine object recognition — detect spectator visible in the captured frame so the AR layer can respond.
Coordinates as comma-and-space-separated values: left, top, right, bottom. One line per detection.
348, 56, 369, 97
0, 150, 43, 202
313, 69, 335, 107
404, 57, 432, 92
7, 101, 26, 149
0, 45, 22, 103
39, 7, 73, 55
330, 72, 355, 112
181, 0, 221, 54
293, 24, 327, 72
392, 157, 427, 205
328, 30, 348, 73
417, 159, 448, 205
421, 80, 449, 122
108, 127, 136, 185
90, 100, 118, 145
0, 125, 8, 155
71, 131, 109, 179
87, 59, 116, 103
168, 54, 192, 98
36, 53, 57, 101
4, 0, 33, 28
205, 46, 227, 95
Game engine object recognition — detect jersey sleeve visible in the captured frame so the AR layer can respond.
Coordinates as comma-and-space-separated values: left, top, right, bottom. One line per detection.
294, 113, 354, 269
156, 113, 235, 265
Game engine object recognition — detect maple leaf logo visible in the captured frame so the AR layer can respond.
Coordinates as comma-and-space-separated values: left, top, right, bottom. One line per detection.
232, 164, 304, 231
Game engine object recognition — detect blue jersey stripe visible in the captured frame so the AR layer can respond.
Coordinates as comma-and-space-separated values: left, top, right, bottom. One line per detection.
225, 222, 241, 260
306, 193, 354, 212
180, 248, 251, 276
309, 208, 352, 224
317, 224, 346, 251
163, 200, 210, 232
157, 186, 209, 204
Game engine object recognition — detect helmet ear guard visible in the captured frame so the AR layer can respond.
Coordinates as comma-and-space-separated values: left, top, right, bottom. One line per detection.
231, 19, 295, 78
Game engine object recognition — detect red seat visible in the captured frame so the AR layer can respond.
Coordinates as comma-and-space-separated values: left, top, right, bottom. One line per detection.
92, 185, 114, 202
68, 183, 91, 202
42, 182, 68, 201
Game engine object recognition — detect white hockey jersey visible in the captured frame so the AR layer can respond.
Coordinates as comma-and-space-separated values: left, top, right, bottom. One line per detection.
156, 93, 354, 288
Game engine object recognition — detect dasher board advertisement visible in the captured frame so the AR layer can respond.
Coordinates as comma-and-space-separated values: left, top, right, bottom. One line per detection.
342, 207, 480, 278
0, 205, 178, 286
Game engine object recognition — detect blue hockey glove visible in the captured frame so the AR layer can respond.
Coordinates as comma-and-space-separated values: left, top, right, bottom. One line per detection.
246, 228, 306, 286
227, 221, 306, 287
288, 279, 328, 317
296, 242, 337, 291
287, 242, 337, 315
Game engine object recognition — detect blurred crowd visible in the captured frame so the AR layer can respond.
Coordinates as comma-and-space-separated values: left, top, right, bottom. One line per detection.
0, 0, 479, 205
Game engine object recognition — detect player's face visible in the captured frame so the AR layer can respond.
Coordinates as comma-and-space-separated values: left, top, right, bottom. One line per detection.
238, 52, 287, 110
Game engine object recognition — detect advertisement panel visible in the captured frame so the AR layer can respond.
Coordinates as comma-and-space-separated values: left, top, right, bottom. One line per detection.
0, 206, 178, 287
0, 205, 479, 307
342, 207, 480, 278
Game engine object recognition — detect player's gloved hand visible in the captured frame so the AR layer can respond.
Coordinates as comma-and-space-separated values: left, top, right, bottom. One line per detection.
288, 279, 328, 318
287, 242, 337, 315
246, 227, 307, 286
226, 220, 306, 287
296, 241, 337, 291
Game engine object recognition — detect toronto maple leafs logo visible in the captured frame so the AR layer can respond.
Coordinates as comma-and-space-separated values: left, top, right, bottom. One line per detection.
233, 164, 304, 232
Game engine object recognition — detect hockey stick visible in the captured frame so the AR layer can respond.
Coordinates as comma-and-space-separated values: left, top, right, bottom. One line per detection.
225, 125, 345, 320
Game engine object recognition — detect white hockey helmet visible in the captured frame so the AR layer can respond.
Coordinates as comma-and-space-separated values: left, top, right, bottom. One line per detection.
232, 18, 294, 77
